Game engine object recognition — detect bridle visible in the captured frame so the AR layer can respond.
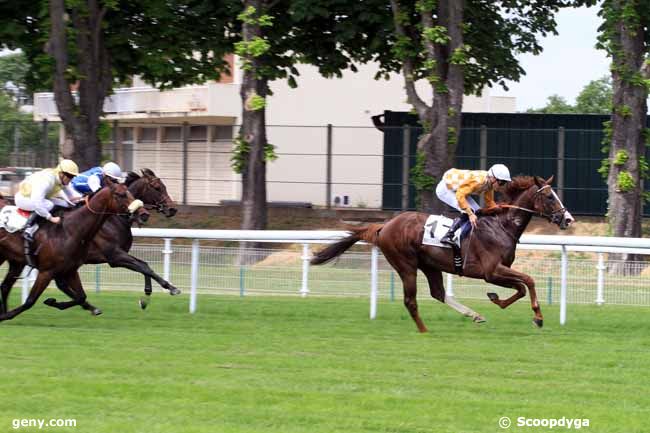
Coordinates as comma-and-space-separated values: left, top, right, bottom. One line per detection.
136, 177, 173, 213
499, 185, 566, 222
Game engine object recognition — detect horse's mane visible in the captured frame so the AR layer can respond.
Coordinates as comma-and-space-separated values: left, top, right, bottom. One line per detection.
125, 168, 158, 187
501, 176, 536, 201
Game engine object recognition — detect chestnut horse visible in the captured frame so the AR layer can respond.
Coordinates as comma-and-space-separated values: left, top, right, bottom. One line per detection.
311, 176, 574, 332
0, 169, 179, 314
0, 178, 149, 321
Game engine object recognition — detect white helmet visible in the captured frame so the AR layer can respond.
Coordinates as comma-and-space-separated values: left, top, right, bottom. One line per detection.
488, 164, 511, 182
102, 162, 125, 182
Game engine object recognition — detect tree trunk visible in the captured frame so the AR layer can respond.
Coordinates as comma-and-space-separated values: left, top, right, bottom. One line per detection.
48, 0, 110, 170
607, 1, 647, 275
391, 0, 464, 214
237, 0, 269, 264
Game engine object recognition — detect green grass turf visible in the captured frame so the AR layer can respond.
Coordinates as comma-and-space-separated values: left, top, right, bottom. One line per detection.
0, 291, 649, 433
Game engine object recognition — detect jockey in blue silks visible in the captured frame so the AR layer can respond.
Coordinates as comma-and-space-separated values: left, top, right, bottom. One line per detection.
67, 162, 126, 201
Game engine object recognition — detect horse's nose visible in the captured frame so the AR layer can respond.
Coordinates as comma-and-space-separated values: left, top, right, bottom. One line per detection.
564, 211, 575, 226
167, 207, 178, 217
138, 210, 150, 224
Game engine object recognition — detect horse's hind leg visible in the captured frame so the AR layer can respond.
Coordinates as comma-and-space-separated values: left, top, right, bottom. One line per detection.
43, 277, 84, 310
44, 272, 101, 316
485, 264, 543, 327
0, 261, 24, 314
0, 270, 53, 322
421, 265, 485, 323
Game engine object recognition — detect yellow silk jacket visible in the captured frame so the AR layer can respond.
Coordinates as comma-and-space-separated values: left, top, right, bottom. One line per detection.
442, 168, 496, 214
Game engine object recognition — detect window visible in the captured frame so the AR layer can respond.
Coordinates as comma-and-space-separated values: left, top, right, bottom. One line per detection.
163, 126, 182, 142
139, 127, 157, 142
213, 125, 233, 141
190, 126, 207, 141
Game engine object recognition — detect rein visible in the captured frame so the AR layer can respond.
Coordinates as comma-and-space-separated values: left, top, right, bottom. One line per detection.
85, 195, 132, 216
499, 185, 565, 220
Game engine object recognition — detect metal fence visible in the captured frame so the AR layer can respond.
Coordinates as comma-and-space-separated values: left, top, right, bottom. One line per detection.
0, 119, 615, 214
65, 242, 650, 309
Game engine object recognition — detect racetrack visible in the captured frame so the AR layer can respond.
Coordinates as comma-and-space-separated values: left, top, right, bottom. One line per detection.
1, 291, 648, 433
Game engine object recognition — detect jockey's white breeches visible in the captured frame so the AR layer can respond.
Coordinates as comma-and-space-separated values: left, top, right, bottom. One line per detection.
15, 193, 69, 220
435, 180, 480, 213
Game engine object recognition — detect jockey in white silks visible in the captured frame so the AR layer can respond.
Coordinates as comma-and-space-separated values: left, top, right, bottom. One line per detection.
435, 163, 512, 246
14, 159, 80, 267
66, 161, 126, 201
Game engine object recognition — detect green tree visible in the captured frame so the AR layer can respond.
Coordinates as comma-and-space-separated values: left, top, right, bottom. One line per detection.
370, 0, 581, 213
575, 75, 612, 114
595, 0, 650, 271
0, 52, 30, 105
526, 77, 612, 114
527, 95, 576, 114
0, 0, 234, 169
230, 1, 385, 235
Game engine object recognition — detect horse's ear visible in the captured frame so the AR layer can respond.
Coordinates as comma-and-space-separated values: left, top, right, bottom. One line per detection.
534, 176, 545, 187
546, 175, 554, 185
105, 175, 116, 189
125, 171, 140, 185
141, 168, 156, 178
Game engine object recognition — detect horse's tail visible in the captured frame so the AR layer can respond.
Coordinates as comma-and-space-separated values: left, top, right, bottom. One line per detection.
310, 223, 384, 265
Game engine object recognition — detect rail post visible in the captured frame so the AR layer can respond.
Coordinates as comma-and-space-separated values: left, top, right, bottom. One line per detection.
560, 246, 568, 325
162, 238, 173, 285
595, 253, 605, 305
370, 246, 379, 319
189, 239, 200, 313
300, 243, 310, 297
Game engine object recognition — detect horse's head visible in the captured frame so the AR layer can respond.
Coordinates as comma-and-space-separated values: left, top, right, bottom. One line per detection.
126, 169, 177, 217
532, 176, 575, 230
101, 176, 150, 224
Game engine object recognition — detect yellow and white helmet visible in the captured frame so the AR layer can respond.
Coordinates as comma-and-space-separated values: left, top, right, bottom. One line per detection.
57, 159, 80, 177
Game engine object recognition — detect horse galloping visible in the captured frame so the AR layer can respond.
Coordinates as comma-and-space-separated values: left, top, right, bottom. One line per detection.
311, 176, 574, 332
46, 168, 180, 311
0, 178, 149, 321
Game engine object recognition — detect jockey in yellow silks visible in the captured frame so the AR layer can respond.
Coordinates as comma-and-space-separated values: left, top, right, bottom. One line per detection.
14, 159, 80, 266
435, 164, 512, 246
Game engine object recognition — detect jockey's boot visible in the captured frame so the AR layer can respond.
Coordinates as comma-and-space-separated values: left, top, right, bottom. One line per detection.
22, 213, 40, 268
440, 213, 469, 246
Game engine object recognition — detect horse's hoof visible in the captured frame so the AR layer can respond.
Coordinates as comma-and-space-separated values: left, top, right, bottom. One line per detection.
91, 308, 102, 316
473, 315, 486, 323
139, 298, 149, 310
533, 318, 543, 328
43, 298, 57, 306
487, 292, 499, 302
169, 287, 181, 296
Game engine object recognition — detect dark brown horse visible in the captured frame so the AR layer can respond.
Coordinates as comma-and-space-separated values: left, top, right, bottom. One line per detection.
0, 169, 179, 314
45, 168, 180, 311
311, 176, 574, 332
0, 178, 149, 321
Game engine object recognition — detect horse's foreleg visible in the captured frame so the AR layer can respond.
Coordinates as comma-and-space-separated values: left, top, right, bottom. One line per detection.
485, 265, 543, 327
107, 250, 180, 297
0, 270, 53, 321
421, 265, 485, 323
0, 261, 24, 314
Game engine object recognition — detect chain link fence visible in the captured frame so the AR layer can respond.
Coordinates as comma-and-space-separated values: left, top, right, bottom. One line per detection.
0, 119, 615, 215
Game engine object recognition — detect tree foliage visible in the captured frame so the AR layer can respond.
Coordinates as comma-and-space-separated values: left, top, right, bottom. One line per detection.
526, 76, 612, 114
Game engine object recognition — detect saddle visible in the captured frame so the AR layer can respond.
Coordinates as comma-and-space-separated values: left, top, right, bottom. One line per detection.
422, 215, 472, 276
0, 206, 29, 233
